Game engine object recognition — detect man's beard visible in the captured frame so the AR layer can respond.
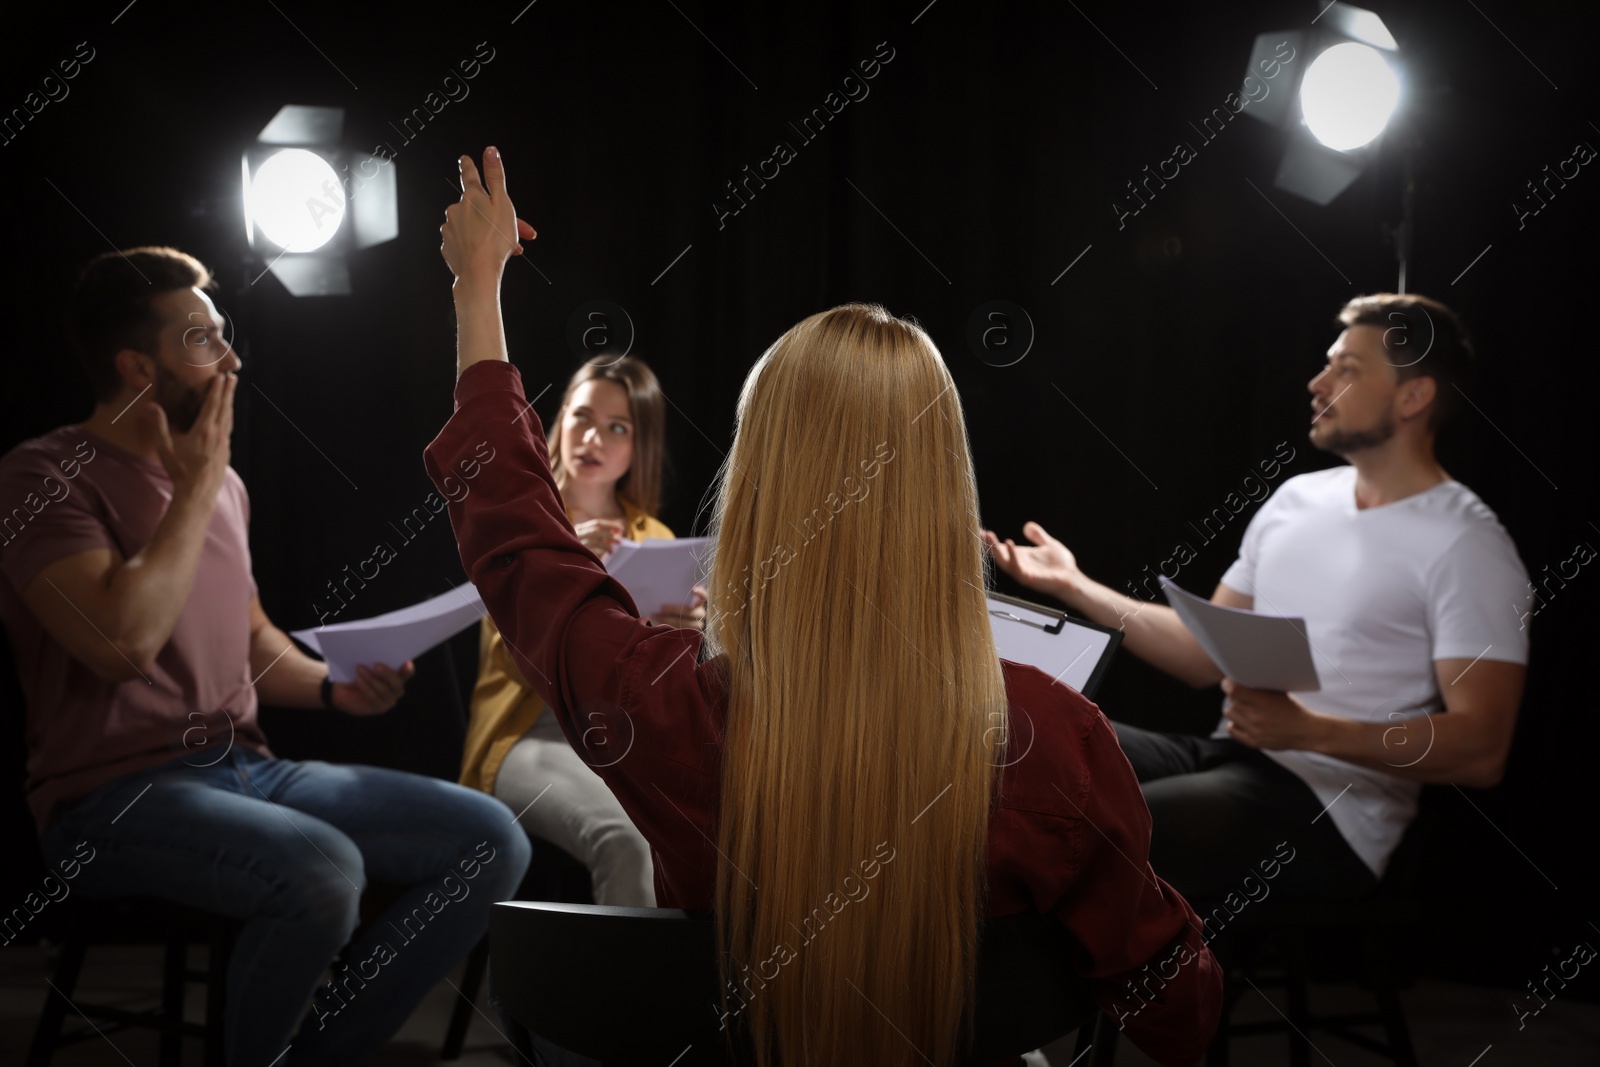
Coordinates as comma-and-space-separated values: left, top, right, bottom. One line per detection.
1312, 411, 1396, 456
153, 362, 208, 434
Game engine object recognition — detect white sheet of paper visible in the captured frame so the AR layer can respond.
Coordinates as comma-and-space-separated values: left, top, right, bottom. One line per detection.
605, 537, 712, 617
1159, 576, 1320, 692
290, 582, 485, 683
988, 596, 1115, 695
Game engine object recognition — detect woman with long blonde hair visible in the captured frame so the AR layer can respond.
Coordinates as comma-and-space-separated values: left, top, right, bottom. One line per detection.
430, 148, 1221, 1067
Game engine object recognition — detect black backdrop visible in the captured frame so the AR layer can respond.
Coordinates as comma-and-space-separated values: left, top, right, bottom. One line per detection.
2, 0, 1596, 1008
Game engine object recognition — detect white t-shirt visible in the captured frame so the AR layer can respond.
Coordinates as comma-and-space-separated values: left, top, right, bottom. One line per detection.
1216, 466, 1530, 878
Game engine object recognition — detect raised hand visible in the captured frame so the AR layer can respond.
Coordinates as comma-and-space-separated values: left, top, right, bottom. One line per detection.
439, 147, 538, 285
981, 521, 1084, 601
148, 371, 236, 503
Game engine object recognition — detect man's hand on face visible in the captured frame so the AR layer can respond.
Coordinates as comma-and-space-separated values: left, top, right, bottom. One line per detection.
148, 371, 237, 501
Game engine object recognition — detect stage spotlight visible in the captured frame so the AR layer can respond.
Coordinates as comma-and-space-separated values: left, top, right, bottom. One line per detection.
241, 105, 398, 296
1240, 3, 1401, 205
248, 148, 346, 253
1300, 42, 1400, 151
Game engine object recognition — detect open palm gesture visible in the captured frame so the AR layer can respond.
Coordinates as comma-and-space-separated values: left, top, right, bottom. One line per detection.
981, 521, 1083, 600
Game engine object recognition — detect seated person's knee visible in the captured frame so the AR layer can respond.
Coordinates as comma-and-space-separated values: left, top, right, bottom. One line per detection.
278, 859, 365, 947
455, 802, 532, 893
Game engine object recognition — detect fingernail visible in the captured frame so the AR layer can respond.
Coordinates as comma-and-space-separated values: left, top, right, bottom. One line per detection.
487, 146, 500, 160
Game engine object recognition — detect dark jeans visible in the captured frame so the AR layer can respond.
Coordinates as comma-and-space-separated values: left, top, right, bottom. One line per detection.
1111, 722, 1377, 909
39, 746, 532, 1067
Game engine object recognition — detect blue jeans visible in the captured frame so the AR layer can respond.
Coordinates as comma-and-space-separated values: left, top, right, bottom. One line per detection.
38, 746, 531, 1067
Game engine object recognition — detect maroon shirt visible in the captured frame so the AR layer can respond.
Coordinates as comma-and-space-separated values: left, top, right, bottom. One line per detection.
0, 427, 272, 832
424, 360, 1221, 1065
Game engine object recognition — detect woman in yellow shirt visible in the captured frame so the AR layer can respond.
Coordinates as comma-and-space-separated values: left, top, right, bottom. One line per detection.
463, 353, 705, 906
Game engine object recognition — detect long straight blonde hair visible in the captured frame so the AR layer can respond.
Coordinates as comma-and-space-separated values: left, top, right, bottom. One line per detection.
703, 304, 1008, 1067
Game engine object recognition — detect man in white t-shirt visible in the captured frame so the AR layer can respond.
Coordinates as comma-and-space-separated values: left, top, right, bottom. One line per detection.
984, 293, 1530, 903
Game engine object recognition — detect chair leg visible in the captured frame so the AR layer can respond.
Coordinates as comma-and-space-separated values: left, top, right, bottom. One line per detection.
1373, 983, 1418, 1067
1089, 1012, 1118, 1066
1204, 978, 1232, 1067
1205, 1023, 1230, 1067
1363, 931, 1418, 1067
1072, 1018, 1095, 1062
1284, 934, 1311, 1067
442, 935, 491, 1061
162, 927, 187, 1067
205, 918, 233, 1067
27, 939, 87, 1067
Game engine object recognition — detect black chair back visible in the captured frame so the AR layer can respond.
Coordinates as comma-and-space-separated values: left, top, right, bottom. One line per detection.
491, 901, 1097, 1066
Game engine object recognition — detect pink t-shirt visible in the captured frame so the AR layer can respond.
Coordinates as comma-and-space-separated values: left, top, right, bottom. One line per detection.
0, 426, 272, 832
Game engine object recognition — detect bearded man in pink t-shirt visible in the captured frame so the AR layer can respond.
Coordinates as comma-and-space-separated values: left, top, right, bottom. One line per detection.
0, 247, 529, 1067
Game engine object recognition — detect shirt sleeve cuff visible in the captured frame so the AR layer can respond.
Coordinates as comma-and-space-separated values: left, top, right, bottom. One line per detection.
453, 358, 524, 414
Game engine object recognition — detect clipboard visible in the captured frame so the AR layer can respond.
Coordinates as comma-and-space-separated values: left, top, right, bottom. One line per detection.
987, 590, 1123, 699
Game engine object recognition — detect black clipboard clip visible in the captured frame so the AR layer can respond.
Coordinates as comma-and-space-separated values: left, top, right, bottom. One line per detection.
987, 590, 1068, 634
985, 589, 1124, 699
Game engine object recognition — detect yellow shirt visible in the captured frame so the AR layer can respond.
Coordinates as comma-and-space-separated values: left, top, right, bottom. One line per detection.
461, 500, 676, 793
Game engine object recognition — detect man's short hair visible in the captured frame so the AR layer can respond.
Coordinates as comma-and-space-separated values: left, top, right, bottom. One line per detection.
66, 247, 215, 404
1337, 293, 1476, 432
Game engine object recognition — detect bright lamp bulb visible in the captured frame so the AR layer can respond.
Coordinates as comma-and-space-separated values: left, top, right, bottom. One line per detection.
249, 148, 345, 253
1299, 41, 1400, 151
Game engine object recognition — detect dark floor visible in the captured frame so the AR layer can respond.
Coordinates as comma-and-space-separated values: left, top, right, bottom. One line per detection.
3, 941, 1597, 1065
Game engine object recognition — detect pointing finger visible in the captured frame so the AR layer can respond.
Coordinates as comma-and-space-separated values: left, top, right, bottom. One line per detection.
200, 374, 227, 440
195, 372, 222, 426
458, 154, 485, 199
219, 374, 238, 438
483, 145, 508, 199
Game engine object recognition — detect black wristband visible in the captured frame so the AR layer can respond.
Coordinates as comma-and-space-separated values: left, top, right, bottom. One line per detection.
320, 674, 337, 710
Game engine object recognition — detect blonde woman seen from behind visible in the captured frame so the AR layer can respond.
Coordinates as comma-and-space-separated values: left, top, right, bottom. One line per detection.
431, 147, 1221, 1067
